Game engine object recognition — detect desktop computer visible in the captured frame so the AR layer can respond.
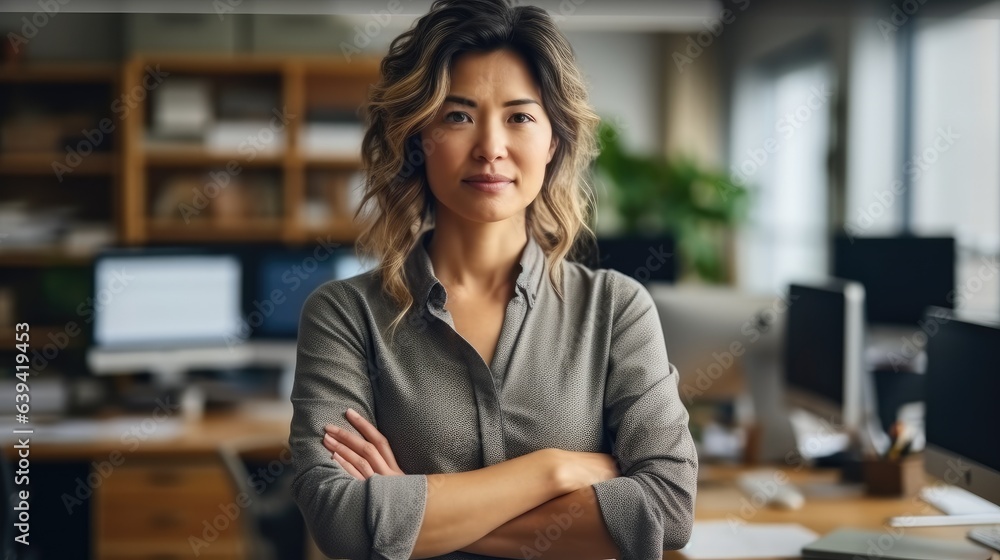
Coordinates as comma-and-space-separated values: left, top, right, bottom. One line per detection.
869, 309, 1000, 554
579, 234, 677, 283
832, 235, 955, 327
923, 309, 1000, 505
247, 248, 372, 340
86, 248, 253, 417
646, 284, 791, 462
781, 281, 888, 460
87, 249, 251, 381
922, 309, 1000, 551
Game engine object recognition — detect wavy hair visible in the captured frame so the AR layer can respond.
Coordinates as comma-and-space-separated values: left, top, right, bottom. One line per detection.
355, 0, 601, 336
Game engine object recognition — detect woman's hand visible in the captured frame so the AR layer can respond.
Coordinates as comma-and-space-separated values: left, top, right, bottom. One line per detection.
323, 408, 405, 480
554, 450, 622, 493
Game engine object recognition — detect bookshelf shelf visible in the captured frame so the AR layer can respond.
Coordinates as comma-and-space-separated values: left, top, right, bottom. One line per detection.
143, 149, 285, 168
0, 153, 117, 175
122, 55, 379, 244
146, 218, 286, 242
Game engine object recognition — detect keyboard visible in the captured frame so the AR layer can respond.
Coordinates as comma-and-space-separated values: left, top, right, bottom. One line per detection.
968, 525, 1000, 552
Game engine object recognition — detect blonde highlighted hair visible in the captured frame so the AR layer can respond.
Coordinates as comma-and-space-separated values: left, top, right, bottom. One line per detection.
354, 0, 601, 335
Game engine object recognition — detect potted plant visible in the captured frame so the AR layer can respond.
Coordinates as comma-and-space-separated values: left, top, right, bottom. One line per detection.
590, 120, 748, 283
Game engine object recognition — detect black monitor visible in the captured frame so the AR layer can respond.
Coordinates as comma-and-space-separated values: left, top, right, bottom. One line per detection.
577, 234, 676, 283
245, 248, 374, 339
832, 235, 955, 326
924, 308, 1000, 506
783, 281, 867, 431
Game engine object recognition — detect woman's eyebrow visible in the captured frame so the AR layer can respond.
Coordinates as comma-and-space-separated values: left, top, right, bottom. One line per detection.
443, 95, 541, 108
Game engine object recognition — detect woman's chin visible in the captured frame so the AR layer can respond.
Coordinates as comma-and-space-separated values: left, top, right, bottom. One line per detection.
449, 204, 526, 225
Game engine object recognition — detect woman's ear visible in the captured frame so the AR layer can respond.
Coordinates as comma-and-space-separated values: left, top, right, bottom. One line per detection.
546, 136, 559, 164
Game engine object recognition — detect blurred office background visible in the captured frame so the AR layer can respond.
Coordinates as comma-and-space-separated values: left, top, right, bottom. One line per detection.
0, 0, 998, 558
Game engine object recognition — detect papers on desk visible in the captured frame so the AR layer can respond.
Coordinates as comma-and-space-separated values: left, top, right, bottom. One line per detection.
681, 521, 818, 559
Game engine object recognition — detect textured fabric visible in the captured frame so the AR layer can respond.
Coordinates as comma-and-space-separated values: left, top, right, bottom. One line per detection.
288, 225, 698, 560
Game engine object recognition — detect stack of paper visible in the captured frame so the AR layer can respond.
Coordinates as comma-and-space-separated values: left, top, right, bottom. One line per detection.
681, 521, 819, 559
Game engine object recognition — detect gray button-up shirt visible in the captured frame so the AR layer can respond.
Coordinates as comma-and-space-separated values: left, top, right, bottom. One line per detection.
289, 226, 697, 560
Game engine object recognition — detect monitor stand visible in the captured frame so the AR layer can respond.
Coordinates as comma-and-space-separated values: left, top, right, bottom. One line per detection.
116, 365, 205, 422
89, 344, 257, 418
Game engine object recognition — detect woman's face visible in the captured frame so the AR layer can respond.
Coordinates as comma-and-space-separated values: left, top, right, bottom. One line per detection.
421, 49, 557, 225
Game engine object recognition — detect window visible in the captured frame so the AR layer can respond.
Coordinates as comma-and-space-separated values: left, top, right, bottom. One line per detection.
911, 5, 1000, 314
730, 53, 835, 293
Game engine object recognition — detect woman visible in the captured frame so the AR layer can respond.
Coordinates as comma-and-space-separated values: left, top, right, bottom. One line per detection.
288, 1, 697, 558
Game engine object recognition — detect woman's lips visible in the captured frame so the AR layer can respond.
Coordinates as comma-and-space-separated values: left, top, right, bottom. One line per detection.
462, 179, 512, 193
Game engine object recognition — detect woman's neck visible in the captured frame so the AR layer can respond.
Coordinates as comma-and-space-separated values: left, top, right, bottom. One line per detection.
426, 213, 528, 297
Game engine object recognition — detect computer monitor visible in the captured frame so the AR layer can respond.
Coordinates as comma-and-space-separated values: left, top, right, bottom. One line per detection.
92, 250, 243, 349
648, 284, 794, 462
784, 281, 868, 431
647, 284, 786, 389
923, 308, 1000, 505
781, 280, 893, 459
247, 248, 375, 340
578, 235, 677, 283
833, 235, 955, 326
87, 248, 253, 387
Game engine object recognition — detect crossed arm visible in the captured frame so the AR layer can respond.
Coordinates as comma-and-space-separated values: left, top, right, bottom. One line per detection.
323, 408, 622, 559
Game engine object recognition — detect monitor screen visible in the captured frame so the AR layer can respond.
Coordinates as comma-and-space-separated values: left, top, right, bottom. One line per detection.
93, 253, 242, 348
249, 249, 376, 339
784, 283, 847, 405
576, 235, 676, 283
925, 313, 1000, 475
833, 235, 955, 326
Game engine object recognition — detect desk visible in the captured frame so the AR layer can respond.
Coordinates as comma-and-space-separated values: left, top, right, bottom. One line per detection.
2, 400, 296, 559
666, 464, 1000, 560
4, 400, 293, 461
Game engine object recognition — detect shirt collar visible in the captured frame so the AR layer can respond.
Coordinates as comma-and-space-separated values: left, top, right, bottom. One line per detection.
404, 226, 546, 311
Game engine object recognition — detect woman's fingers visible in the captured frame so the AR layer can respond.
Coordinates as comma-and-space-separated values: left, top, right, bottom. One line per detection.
332, 451, 365, 480
324, 432, 381, 477
344, 408, 403, 473
323, 422, 393, 476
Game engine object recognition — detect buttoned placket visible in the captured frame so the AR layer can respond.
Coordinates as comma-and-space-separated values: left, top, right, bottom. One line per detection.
422, 280, 532, 466
407, 228, 541, 466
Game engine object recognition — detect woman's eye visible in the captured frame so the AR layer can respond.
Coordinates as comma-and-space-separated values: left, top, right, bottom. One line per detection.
444, 112, 534, 124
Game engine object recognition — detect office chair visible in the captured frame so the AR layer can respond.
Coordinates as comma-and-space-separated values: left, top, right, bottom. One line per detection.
217, 438, 305, 560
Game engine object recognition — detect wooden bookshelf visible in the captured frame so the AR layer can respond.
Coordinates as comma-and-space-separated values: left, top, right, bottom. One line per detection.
121, 54, 380, 245
0, 62, 121, 267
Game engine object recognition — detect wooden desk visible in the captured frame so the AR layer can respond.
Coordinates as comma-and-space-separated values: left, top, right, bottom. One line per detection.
3, 400, 295, 560
666, 464, 1000, 560
5, 400, 293, 461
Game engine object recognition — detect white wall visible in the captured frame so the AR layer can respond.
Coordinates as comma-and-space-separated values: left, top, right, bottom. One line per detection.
563, 30, 665, 156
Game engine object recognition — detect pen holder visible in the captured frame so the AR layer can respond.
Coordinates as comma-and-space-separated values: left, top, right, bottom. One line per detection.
863, 454, 924, 497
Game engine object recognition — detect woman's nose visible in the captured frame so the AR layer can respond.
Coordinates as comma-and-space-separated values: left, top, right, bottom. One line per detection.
472, 122, 508, 162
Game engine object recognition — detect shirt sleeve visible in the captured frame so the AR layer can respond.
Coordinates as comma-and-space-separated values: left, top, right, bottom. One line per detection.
591, 271, 698, 560
288, 282, 428, 560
